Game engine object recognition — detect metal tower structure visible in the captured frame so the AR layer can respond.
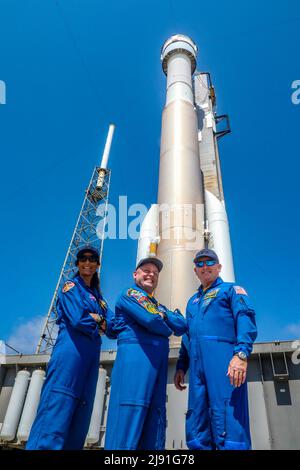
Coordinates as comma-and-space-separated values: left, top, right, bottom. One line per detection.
36, 125, 115, 354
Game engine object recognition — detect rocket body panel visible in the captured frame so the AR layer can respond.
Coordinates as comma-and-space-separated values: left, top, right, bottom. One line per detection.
205, 190, 235, 282
136, 204, 159, 264
138, 35, 236, 326
154, 248, 200, 320
194, 73, 224, 200
155, 36, 204, 323
159, 100, 204, 206
197, 124, 224, 200
165, 53, 194, 105
194, 72, 235, 281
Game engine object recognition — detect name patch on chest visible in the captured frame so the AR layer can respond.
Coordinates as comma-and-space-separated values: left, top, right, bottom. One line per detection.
203, 288, 220, 300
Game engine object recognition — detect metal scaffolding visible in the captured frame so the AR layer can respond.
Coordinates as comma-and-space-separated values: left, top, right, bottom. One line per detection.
36, 167, 111, 354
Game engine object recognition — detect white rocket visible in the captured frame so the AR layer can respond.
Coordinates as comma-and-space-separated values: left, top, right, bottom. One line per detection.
137, 34, 235, 323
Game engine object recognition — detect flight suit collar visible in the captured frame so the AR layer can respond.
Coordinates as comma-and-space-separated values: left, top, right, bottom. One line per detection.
187, 277, 224, 318
198, 276, 223, 296
75, 274, 101, 299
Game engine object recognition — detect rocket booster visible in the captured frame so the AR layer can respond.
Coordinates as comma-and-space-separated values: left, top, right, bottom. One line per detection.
194, 73, 235, 282
154, 35, 205, 315
137, 34, 235, 328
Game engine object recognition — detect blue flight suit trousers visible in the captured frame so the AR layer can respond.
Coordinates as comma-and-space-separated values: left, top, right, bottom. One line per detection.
177, 277, 257, 450
104, 285, 187, 450
186, 337, 251, 450
105, 339, 169, 450
26, 328, 100, 450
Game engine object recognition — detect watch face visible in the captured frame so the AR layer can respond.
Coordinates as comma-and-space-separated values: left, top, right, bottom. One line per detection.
238, 352, 247, 360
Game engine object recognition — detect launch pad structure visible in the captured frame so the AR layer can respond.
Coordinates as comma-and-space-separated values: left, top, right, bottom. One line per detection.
1, 341, 300, 449
1, 35, 300, 449
36, 125, 115, 355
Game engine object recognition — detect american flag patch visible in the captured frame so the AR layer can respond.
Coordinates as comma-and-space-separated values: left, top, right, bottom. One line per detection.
234, 286, 248, 296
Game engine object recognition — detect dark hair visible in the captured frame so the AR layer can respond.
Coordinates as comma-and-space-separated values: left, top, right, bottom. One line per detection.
91, 272, 100, 292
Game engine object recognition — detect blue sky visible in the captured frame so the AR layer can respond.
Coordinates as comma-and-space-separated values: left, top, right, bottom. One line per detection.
0, 0, 299, 353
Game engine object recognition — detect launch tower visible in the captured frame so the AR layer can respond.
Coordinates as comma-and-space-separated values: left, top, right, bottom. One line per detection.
36, 125, 115, 354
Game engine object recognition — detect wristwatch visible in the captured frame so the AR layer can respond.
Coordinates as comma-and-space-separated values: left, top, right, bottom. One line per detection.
235, 351, 247, 361
96, 315, 106, 333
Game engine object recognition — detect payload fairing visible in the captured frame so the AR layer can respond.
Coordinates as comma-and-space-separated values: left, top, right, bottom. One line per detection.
138, 34, 235, 324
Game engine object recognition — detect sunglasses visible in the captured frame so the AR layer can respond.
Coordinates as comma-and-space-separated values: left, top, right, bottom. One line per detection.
78, 255, 99, 263
195, 260, 217, 267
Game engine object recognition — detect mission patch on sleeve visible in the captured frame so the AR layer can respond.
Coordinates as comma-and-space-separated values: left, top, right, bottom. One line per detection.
62, 281, 75, 293
127, 288, 144, 300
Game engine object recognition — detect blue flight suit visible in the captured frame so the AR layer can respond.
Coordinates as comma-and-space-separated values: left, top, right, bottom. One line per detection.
176, 277, 257, 450
104, 285, 187, 450
26, 275, 115, 450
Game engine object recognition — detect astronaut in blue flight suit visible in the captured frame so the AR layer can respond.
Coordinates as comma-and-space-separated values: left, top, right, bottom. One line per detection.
26, 245, 115, 450
174, 248, 257, 450
104, 256, 187, 450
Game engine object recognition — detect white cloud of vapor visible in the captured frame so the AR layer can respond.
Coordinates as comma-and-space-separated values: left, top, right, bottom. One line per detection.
6, 316, 45, 354
284, 323, 300, 337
